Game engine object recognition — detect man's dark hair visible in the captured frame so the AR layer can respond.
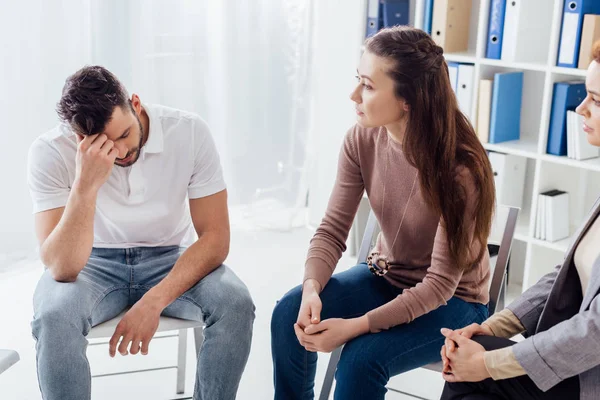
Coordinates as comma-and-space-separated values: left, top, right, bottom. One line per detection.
56, 65, 130, 135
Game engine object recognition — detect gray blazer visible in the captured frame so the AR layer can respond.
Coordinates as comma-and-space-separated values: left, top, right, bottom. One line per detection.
508, 197, 600, 400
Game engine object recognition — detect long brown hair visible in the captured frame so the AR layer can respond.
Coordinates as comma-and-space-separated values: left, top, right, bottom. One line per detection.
366, 26, 495, 272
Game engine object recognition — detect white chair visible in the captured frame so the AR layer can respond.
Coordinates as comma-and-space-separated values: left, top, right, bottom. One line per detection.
318, 205, 520, 400
87, 312, 204, 395
0, 349, 19, 375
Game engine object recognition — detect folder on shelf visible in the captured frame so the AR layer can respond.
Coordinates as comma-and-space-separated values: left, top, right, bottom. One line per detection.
431, 0, 472, 53
578, 14, 600, 69
456, 64, 475, 122
557, 0, 600, 68
567, 110, 576, 159
545, 190, 570, 242
489, 71, 523, 144
447, 61, 460, 93
382, 0, 409, 28
536, 192, 546, 240
366, 0, 382, 38
501, 0, 547, 63
486, 0, 506, 59
488, 152, 527, 209
477, 79, 493, 143
546, 81, 585, 156
423, 0, 434, 35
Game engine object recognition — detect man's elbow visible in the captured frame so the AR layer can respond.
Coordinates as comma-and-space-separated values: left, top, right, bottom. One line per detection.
215, 240, 230, 265
50, 270, 78, 283
40, 255, 81, 282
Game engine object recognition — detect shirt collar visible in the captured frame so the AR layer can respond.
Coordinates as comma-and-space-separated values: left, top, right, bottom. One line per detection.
141, 104, 164, 155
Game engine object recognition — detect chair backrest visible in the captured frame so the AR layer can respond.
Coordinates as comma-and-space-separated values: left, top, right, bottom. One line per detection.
355, 205, 519, 315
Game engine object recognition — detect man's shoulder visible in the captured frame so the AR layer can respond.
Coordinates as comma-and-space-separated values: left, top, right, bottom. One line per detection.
30, 124, 76, 157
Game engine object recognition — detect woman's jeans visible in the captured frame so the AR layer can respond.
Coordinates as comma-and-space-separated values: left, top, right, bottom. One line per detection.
271, 263, 488, 400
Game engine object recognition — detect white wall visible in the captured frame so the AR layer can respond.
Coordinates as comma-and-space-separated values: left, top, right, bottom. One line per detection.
306, 0, 365, 227
0, 1, 93, 259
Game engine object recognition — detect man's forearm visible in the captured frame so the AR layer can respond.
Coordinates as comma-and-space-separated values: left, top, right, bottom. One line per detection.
40, 183, 97, 281
143, 231, 230, 309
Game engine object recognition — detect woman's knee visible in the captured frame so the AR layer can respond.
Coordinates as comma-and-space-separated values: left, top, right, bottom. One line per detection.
336, 341, 388, 384
271, 285, 302, 338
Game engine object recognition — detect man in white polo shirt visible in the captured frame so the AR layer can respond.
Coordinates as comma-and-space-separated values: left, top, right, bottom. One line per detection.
27, 66, 254, 400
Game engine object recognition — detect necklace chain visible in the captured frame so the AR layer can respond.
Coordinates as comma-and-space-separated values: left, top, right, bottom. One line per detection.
368, 144, 418, 276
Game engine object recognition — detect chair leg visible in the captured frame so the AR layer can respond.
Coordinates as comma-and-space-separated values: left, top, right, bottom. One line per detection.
319, 346, 343, 400
193, 326, 204, 356
176, 328, 188, 394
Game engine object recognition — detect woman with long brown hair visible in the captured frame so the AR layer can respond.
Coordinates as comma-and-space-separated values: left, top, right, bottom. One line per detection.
271, 26, 496, 399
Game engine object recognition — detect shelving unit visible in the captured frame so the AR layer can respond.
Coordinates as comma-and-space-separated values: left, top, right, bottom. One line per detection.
435, 0, 599, 291
356, 0, 600, 293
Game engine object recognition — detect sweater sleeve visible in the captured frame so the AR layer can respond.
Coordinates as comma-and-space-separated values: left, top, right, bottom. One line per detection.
304, 127, 365, 289
366, 167, 484, 331
483, 308, 526, 339
484, 347, 527, 380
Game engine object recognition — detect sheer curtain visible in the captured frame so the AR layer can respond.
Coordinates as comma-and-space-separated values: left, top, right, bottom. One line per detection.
0, 0, 314, 266
99, 0, 315, 230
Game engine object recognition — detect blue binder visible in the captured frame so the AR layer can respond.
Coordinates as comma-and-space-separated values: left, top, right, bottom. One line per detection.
382, 0, 409, 28
489, 72, 524, 144
486, 0, 506, 59
547, 81, 586, 156
556, 0, 600, 68
366, 0, 381, 38
423, 0, 434, 34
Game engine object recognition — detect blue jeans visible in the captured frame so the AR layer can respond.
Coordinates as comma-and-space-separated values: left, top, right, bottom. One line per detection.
31, 246, 255, 400
271, 263, 488, 400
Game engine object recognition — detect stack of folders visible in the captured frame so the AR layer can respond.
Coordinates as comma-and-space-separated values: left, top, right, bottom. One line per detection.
476, 72, 523, 144
555, 0, 600, 68
535, 190, 570, 242
485, 0, 549, 62
547, 82, 586, 156
567, 110, 600, 160
365, 0, 410, 39
447, 62, 475, 122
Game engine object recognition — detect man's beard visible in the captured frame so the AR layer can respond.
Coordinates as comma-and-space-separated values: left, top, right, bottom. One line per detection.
115, 115, 145, 168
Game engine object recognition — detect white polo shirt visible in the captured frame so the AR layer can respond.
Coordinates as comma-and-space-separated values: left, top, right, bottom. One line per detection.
27, 104, 226, 248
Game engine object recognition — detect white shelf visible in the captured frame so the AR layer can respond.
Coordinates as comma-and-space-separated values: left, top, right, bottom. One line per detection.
479, 58, 547, 72
550, 66, 588, 77
530, 236, 571, 253
484, 138, 539, 159
539, 154, 600, 172
444, 52, 476, 64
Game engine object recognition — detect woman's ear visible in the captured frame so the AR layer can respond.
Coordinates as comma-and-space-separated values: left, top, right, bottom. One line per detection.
403, 101, 410, 112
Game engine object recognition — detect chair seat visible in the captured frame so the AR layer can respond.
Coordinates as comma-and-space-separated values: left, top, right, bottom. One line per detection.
422, 361, 444, 373
0, 349, 20, 375
87, 311, 204, 339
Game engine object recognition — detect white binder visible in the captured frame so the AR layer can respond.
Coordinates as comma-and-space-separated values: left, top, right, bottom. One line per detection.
456, 64, 475, 122
501, 0, 553, 63
545, 191, 570, 242
488, 152, 527, 209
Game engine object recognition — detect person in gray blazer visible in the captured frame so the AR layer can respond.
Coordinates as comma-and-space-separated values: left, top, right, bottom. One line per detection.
437, 41, 600, 400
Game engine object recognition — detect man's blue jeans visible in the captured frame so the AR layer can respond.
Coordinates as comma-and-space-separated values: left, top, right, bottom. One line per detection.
271, 263, 488, 400
32, 246, 255, 400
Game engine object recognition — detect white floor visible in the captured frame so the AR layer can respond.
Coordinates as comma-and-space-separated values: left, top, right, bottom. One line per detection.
0, 227, 444, 400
